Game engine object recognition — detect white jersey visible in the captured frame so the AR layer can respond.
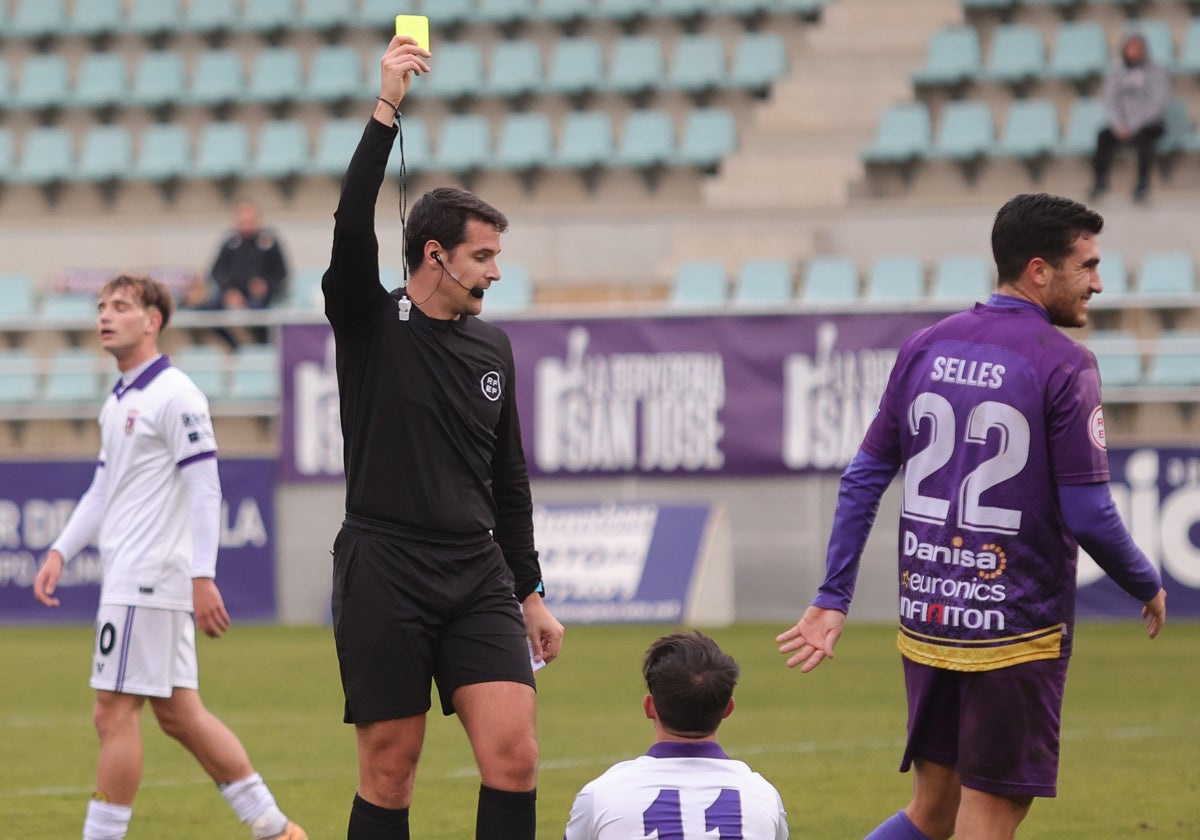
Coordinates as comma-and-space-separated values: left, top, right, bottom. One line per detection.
564, 741, 789, 840
94, 356, 217, 610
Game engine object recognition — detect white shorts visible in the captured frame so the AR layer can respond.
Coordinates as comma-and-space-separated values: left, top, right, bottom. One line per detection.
90, 604, 199, 698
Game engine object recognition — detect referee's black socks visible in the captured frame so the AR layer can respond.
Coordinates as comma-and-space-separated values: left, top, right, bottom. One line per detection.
348, 793, 409, 839
477, 784, 536, 840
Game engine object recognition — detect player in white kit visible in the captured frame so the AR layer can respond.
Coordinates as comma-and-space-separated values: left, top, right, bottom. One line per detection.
33, 275, 305, 840
564, 631, 789, 840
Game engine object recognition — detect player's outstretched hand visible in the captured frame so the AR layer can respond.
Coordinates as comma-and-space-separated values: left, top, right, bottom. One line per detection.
1142, 587, 1166, 639
777, 605, 846, 673
33, 550, 65, 607
522, 594, 564, 666
193, 578, 232, 639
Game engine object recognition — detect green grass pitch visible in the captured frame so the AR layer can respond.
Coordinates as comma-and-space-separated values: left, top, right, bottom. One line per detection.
3, 620, 1197, 838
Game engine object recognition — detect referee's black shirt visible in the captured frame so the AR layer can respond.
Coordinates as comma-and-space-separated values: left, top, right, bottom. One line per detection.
322, 117, 540, 596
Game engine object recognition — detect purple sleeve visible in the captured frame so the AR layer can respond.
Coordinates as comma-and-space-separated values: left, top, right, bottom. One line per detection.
812, 448, 900, 613
1058, 483, 1162, 602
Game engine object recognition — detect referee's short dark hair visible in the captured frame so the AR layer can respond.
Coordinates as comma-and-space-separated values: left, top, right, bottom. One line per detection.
99, 274, 175, 331
643, 631, 740, 738
992, 193, 1104, 285
405, 186, 509, 272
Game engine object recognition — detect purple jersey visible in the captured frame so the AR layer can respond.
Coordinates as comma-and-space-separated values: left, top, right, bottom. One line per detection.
861, 296, 1108, 670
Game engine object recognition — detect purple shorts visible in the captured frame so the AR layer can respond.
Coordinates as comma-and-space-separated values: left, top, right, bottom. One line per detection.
901, 656, 1070, 798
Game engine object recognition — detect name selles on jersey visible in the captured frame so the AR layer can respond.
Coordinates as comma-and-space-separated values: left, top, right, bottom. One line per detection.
95, 356, 217, 610
861, 300, 1109, 670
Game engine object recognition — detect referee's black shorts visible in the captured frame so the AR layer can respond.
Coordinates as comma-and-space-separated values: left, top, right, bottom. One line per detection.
331, 515, 535, 724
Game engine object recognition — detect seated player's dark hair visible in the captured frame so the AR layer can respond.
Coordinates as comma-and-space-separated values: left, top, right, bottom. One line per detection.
99, 274, 175, 331
404, 187, 509, 272
642, 631, 739, 737
992, 193, 1104, 284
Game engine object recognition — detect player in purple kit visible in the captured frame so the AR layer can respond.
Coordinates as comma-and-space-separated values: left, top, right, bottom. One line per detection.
777, 193, 1166, 840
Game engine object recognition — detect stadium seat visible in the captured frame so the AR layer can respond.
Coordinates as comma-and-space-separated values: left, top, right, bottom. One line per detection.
173, 345, 229, 398
1137, 252, 1195, 297
251, 120, 310, 180
181, 0, 239, 35
306, 45, 364, 104
486, 263, 535, 313
993, 99, 1060, 161
358, 0, 403, 27
0, 128, 11, 182
962, 0, 1015, 11
801, 257, 859, 304
1046, 22, 1108, 84
605, 36, 666, 99
0, 274, 36, 322
75, 53, 129, 111
77, 125, 133, 183
1020, 0, 1076, 12
385, 115, 432, 175
298, 0, 355, 32
424, 0, 476, 27
530, 0, 592, 26
862, 102, 932, 165
1146, 331, 1200, 386
14, 126, 73, 184
715, 0, 777, 19
247, 47, 305, 106
554, 111, 615, 170
240, 0, 296, 35
666, 35, 727, 95
595, 0, 656, 24
730, 31, 788, 95
285, 267, 326, 311
931, 254, 993, 303
732, 259, 793, 306
1178, 18, 1200, 77
195, 122, 251, 180
1099, 250, 1128, 296
0, 349, 38, 406
614, 110, 675, 170
912, 27, 981, 88
1058, 97, 1106, 156
982, 24, 1046, 86
40, 296, 99, 321
411, 41, 483, 100
657, 0, 709, 18
67, 0, 124, 39
928, 100, 994, 162
478, 0, 537, 27
777, 0, 825, 16
546, 37, 606, 98
866, 256, 925, 301
1138, 20, 1175, 70
10, 0, 65, 41
313, 118, 367, 176
14, 53, 70, 112
188, 50, 246, 109
484, 40, 543, 100
431, 115, 491, 173
126, 0, 183, 39
1089, 330, 1142, 387
494, 112, 554, 172
669, 261, 728, 307
1159, 98, 1192, 155
130, 51, 187, 109
228, 346, 280, 402
131, 123, 191, 182
675, 107, 737, 169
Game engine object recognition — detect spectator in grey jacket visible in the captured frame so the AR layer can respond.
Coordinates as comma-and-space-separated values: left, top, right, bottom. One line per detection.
1090, 32, 1170, 203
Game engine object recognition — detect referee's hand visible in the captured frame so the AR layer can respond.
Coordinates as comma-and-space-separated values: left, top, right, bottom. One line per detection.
522, 595, 564, 665
193, 577, 232, 639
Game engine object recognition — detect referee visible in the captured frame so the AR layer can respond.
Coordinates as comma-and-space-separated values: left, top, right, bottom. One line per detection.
322, 36, 564, 840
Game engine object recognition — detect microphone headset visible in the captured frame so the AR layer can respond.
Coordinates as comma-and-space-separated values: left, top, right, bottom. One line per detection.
433, 252, 485, 299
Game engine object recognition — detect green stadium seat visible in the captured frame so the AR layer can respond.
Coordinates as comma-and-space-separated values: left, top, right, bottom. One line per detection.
1146, 331, 1200, 386
866, 256, 925, 301
675, 107, 737, 169
77, 125, 133, 183
555, 111, 615, 169
132, 123, 191, 182
0, 274, 36, 322
479, 0, 537, 26
1046, 22, 1108, 84
228, 346, 280, 402
531, 0, 592, 25
666, 35, 727, 95
0, 350, 38, 405
306, 46, 365, 104
1179, 19, 1200, 77
486, 263, 535, 313
1137, 252, 1195, 297
67, 0, 124, 39
240, 0, 296, 34
412, 41, 483, 100
298, 0, 355, 32
494, 112, 554, 171
1058, 97, 1106, 156
251, 120, 310, 180
131, 51, 187, 109
314, 118, 367, 176
863, 102, 932, 165
733, 259, 793, 306
75, 53, 129, 110
912, 27, 981, 88
484, 40, 543, 99
546, 37, 605, 97
928, 100, 994, 162
730, 31, 788, 95
195, 122, 250, 180
10, 0, 65, 40
14, 54, 70, 112
425, 0, 476, 27
993, 98, 1060, 160
605, 36, 666, 98
126, 0, 183, 39
931, 254, 992, 303
188, 50, 246, 109
670, 261, 728, 307
801, 257, 859, 304
982, 24, 1046, 86
173, 345, 229, 398
1099, 250, 1127, 296
14, 126, 73, 184
431, 114, 491, 173
1089, 330, 1142, 387
614, 109, 675, 169
247, 47, 305, 106
181, 0, 239, 35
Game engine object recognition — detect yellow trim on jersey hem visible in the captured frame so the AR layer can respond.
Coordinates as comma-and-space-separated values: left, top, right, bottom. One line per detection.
895, 624, 1065, 672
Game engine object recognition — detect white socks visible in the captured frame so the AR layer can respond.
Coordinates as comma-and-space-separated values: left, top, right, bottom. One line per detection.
82, 799, 132, 840
220, 772, 289, 839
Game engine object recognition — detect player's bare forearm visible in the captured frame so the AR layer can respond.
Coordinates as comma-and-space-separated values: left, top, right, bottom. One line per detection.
777, 605, 846, 673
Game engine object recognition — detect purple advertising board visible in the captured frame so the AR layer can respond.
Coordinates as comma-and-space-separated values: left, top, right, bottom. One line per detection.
0, 459, 277, 623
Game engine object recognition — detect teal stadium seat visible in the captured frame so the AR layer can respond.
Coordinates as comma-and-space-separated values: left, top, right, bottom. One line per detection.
1138, 20, 1175, 70
912, 27, 981, 88
962, 0, 1016, 13
251, 120, 310, 180
0, 128, 11, 181
67, 0, 124, 39
181, 0, 239, 36
228, 346, 280, 402
658, 0, 709, 19
188, 50, 246, 109
666, 35, 727, 95
1160, 98, 1192, 155
778, 0, 826, 17
1146, 332, 1200, 387
546, 37, 606, 97
14, 54, 70, 112
1179, 19, 1200, 77
931, 254, 993, 303
131, 51, 187, 109
10, 0, 65, 41
0, 60, 9, 108
1099, 250, 1128, 296
306, 46, 364, 104
77, 125, 133, 183
801, 257, 859, 304
866, 256, 925, 301
733, 259, 793, 306
195, 122, 250, 180
1089, 330, 1142, 388
495, 112, 554, 172
240, 0, 296, 35
247, 47, 305, 106
485, 264, 535, 313
531, 0, 592, 26
385, 116, 432, 175
1137, 252, 1195, 297
75, 53, 129, 110
670, 261, 728, 308
1021, 0, 1076, 12
313, 119, 364, 176
431, 114, 491, 174
993, 98, 1059, 160
359, 0, 407, 27
173, 346, 229, 398
1058, 97, 1106, 156
731, 31, 788, 95
676, 107, 737, 169
479, 0, 537, 27
863, 102, 932, 165
41, 296, 99, 321
928, 100, 994, 162
126, 0, 183, 39
485, 40, 543, 100
595, 0, 655, 24
614, 109, 675, 170
299, 0, 355, 32
982, 24, 1046, 86
555, 111, 615, 170
413, 41, 483, 100
605, 36, 666, 98
15, 126, 73, 184
132, 123, 191, 182
1046, 22, 1108, 84
716, 0, 778, 20
0, 350, 38, 406
0, 274, 36, 322
424, 0, 476, 28
286, 268, 326, 312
